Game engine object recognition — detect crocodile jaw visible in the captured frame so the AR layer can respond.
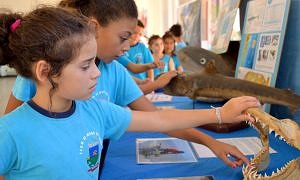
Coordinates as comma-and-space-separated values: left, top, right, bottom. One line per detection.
242, 108, 300, 180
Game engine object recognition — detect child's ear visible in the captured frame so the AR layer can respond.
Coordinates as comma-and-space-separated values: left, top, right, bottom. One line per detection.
89, 18, 100, 38
35, 60, 51, 83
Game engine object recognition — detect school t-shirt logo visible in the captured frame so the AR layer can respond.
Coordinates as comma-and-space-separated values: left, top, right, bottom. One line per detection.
135, 53, 143, 64
87, 142, 99, 172
79, 131, 102, 173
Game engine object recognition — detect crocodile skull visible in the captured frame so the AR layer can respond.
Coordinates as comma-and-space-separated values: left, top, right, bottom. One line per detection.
242, 108, 300, 179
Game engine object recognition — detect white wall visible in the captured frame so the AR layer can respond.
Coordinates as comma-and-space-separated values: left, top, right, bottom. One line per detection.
0, 0, 60, 13
135, 0, 179, 37
0, 0, 181, 37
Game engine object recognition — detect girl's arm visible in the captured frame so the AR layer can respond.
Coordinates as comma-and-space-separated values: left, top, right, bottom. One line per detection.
127, 93, 250, 167
138, 71, 177, 94
168, 57, 175, 71
128, 96, 259, 132
126, 62, 155, 74
147, 69, 154, 81
176, 65, 184, 73
166, 128, 248, 167
4, 93, 24, 114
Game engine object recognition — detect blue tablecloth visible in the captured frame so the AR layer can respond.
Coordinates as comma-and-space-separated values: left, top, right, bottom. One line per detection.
100, 96, 300, 180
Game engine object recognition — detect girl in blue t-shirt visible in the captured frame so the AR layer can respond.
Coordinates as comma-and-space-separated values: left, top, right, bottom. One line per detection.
169, 24, 188, 53
148, 35, 175, 78
0, 6, 261, 179
3, 0, 261, 175
163, 32, 184, 73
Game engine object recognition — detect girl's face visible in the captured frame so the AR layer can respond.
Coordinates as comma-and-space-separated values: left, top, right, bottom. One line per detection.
130, 25, 144, 46
55, 35, 100, 100
150, 38, 164, 54
96, 17, 137, 62
163, 37, 175, 54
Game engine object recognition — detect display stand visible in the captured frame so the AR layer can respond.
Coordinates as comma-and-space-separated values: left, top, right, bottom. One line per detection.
235, 0, 291, 112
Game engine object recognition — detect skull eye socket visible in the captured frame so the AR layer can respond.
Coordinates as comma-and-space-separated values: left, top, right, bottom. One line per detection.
199, 58, 206, 64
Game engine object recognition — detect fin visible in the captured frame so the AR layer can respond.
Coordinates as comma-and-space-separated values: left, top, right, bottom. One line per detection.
205, 60, 218, 74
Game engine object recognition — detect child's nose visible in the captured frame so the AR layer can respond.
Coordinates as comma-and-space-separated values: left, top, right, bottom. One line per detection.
92, 64, 101, 79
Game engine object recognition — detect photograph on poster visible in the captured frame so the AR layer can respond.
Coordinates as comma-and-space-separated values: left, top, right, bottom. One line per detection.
136, 138, 197, 164
254, 33, 280, 73
240, 34, 258, 68
237, 67, 272, 86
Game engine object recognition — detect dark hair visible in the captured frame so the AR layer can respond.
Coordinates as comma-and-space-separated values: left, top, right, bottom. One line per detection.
148, 35, 161, 53
0, 7, 93, 104
0, 10, 22, 66
169, 24, 183, 37
59, 0, 138, 27
162, 31, 176, 56
137, 19, 144, 28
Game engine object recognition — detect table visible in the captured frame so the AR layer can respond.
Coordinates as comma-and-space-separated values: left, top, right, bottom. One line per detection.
100, 96, 300, 180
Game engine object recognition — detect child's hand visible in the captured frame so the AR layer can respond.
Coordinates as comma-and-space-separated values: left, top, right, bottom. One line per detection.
138, 78, 151, 85
220, 96, 261, 123
151, 61, 164, 69
154, 71, 177, 88
208, 140, 249, 168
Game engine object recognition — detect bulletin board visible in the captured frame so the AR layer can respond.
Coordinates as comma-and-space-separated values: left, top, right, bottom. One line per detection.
235, 0, 291, 112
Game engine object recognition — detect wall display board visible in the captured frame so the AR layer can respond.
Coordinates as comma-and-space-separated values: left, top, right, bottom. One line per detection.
235, 0, 291, 112
178, 0, 201, 47
210, 0, 240, 53
271, 0, 300, 120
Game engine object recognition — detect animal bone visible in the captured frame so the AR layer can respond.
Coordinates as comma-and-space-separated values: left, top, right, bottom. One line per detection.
163, 71, 300, 179
243, 108, 300, 180
163, 72, 300, 112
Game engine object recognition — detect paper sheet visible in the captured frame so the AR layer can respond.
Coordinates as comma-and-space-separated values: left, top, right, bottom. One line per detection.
145, 93, 173, 102
136, 137, 197, 164
191, 137, 277, 158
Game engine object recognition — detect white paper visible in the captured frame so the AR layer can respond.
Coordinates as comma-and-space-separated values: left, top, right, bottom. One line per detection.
254, 33, 281, 73
145, 93, 173, 102
245, 0, 286, 34
244, 0, 266, 34
262, 0, 286, 32
136, 138, 197, 164
191, 137, 277, 158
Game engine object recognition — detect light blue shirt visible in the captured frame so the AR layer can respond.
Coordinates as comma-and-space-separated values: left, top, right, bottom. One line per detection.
153, 55, 172, 78
92, 60, 142, 106
172, 54, 182, 70
12, 76, 36, 102
175, 41, 187, 53
0, 99, 131, 179
123, 42, 154, 80
117, 55, 131, 68
12, 60, 143, 107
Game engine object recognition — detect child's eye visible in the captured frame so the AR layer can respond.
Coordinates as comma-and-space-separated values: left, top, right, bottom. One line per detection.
120, 36, 128, 42
81, 65, 90, 71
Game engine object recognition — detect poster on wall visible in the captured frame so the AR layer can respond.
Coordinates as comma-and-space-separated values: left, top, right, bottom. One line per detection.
235, 0, 291, 112
177, 0, 201, 47
210, 0, 241, 53
254, 33, 280, 73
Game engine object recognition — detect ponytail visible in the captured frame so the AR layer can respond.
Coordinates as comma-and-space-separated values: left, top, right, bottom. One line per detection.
0, 12, 22, 66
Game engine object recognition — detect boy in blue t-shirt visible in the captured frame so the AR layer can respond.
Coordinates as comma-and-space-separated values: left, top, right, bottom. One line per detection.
118, 20, 155, 81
